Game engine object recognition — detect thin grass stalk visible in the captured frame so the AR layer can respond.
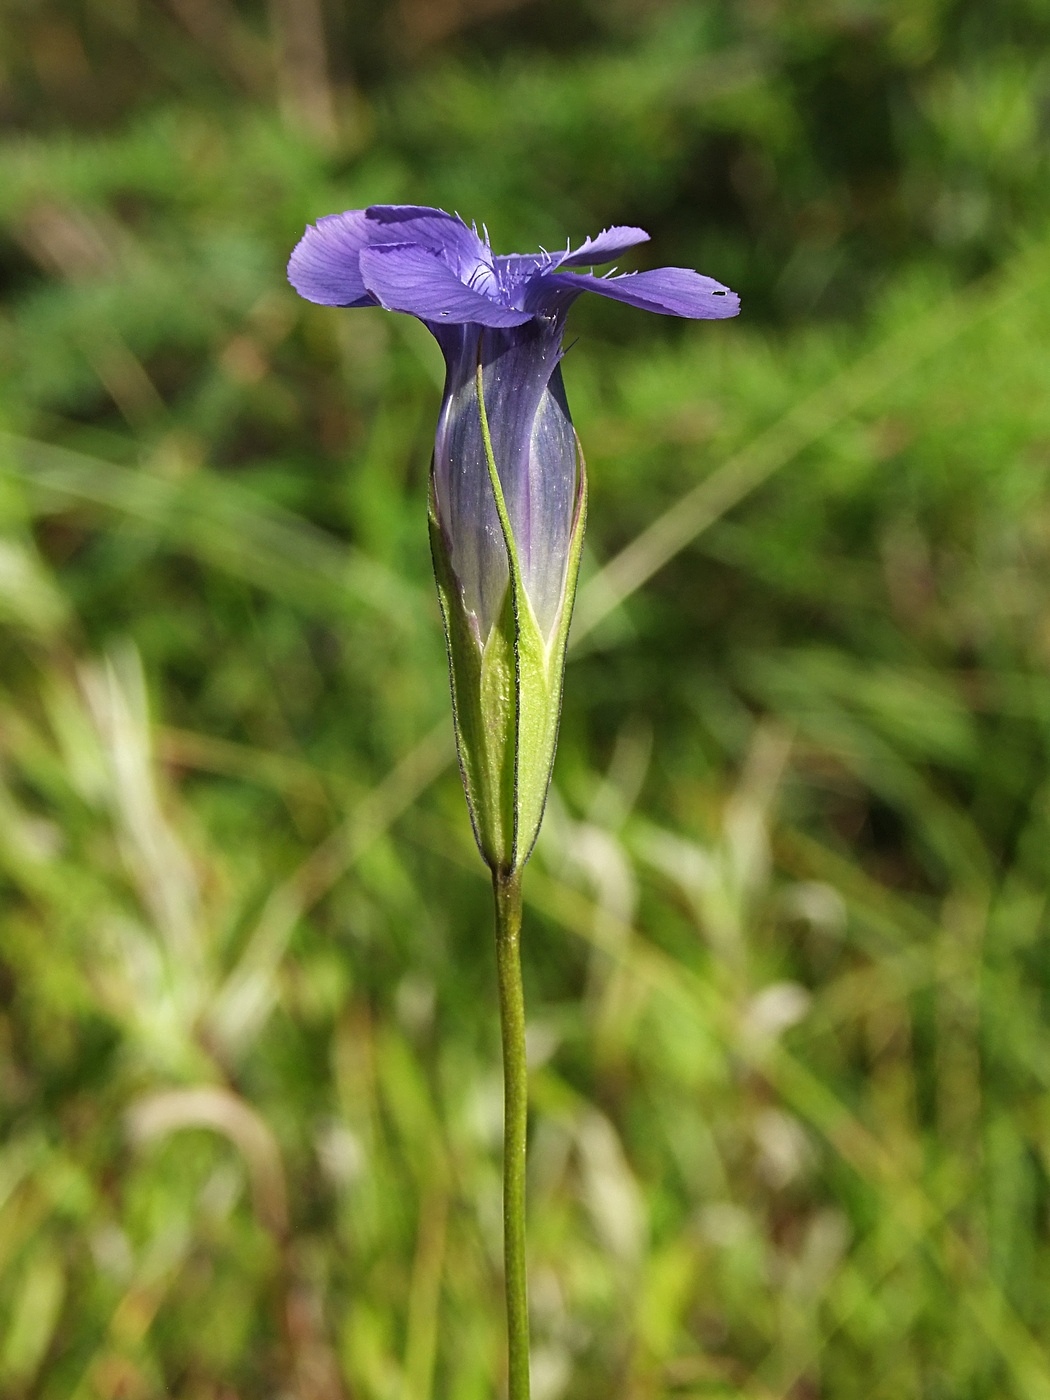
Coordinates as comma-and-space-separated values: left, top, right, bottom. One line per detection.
493, 870, 530, 1399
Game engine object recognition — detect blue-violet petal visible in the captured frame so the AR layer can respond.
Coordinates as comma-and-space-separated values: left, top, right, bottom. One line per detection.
360, 244, 533, 327
364, 205, 492, 281
555, 225, 650, 269
527, 267, 741, 320
287, 211, 374, 307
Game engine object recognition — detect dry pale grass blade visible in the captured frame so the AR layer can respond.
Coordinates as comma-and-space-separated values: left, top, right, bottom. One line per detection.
573, 1107, 648, 1269
80, 645, 203, 978
0, 538, 70, 638
126, 1085, 288, 1238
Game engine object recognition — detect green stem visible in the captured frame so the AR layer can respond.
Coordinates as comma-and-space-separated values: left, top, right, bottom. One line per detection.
493, 870, 530, 1400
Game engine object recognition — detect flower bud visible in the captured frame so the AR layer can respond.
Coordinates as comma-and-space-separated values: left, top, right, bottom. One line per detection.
429, 335, 586, 875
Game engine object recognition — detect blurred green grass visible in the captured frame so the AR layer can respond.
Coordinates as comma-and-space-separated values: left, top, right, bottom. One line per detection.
3, 2, 1050, 1397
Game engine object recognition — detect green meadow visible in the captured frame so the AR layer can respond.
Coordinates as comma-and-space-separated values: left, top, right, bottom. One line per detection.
2, 3, 1050, 1396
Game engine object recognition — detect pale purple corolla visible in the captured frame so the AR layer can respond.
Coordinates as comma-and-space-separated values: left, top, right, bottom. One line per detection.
287, 205, 739, 642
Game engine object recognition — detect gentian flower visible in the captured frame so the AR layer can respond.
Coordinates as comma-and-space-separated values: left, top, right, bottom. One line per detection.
288, 205, 739, 873
288, 207, 738, 1400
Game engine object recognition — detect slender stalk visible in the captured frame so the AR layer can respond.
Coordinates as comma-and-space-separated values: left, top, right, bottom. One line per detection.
493, 870, 530, 1400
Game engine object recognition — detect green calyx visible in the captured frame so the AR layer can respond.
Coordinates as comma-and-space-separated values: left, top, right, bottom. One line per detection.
429, 363, 587, 877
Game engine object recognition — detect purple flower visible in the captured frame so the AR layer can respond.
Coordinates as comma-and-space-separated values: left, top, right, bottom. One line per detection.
288, 204, 739, 642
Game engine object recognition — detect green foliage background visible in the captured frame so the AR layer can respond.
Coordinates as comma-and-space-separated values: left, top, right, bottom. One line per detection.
2, 1, 1050, 1396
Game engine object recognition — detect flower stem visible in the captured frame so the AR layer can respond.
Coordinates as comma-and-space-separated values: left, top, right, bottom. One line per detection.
493, 869, 530, 1400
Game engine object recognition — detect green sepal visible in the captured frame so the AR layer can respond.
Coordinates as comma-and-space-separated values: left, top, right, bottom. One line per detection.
503, 437, 587, 872
429, 487, 518, 868
429, 366, 588, 876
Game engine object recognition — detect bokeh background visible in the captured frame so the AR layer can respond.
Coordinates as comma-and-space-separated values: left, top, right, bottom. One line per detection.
3, 2, 1050, 1396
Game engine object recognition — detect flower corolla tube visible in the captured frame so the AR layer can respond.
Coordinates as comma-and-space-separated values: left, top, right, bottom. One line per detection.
289, 205, 739, 873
